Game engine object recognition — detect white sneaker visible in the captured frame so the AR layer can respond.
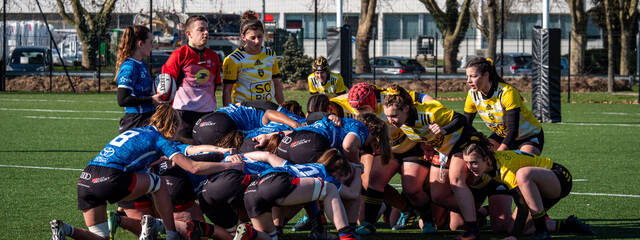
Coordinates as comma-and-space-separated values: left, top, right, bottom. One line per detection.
139, 215, 156, 240
50, 219, 66, 240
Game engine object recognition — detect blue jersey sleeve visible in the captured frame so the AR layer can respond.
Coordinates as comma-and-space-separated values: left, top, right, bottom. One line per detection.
341, 118, 369, 146
219, 104, 265, 131
156, 135, 182, 160
117, 61, 137, 90
277, 106, 306, 124
176, 144, 190, 155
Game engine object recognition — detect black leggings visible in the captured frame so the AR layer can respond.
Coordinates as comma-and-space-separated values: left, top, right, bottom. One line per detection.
276, 130, 330, 164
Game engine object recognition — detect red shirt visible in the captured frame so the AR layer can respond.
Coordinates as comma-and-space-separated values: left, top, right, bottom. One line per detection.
162, 45, 221, 112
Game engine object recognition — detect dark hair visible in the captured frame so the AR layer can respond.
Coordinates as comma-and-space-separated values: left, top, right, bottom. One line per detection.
116, 25, 150, 71
357, 113, 392, 164
281, 100, 305, 118
185, 15, 209, 30
240, 10, 264, 36
382, 84, 415, 112
327, 102, 345, 118
465, 57, 505, 86
317, 148, 352, 178
462, 132, 494, 159
307, 94, 330, 113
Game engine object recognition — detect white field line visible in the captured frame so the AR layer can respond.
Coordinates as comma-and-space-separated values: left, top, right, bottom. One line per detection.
1, 164, 636, 198
24, 116, 119, 121
0, 107, 121, 114
589, 112, 640, 116
557, 122, 640, 127
0, 98, 111, 104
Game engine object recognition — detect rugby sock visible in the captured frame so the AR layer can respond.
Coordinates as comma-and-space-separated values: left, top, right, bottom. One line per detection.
464, 221, 479, 235
166, 230, 180, 240
309, 211, 326, 232
63, 222, 74, 236
363, 188, 385, 224
197, 220, 216, 238
415, 204, 433, 223
532, 210, 549, 233
268, 230, 278, 240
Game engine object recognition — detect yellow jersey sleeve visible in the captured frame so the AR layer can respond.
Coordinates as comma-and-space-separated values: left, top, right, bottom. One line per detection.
330, 97, 359, 119
464, 90, 478, 113
493, 151, 553, 190
272, 53, 280, 76
308, 73, 319, 94
500, 85, 523, 111
222, 55, 239, 81
334, 74, 348, 94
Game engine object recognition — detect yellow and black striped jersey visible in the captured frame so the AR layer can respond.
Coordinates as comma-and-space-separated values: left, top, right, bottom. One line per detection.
222, 47, 280, 103
399, 100, 463, 156
308, 71, 348, 97
491, 150, 553, 190
464, 82, 542, 139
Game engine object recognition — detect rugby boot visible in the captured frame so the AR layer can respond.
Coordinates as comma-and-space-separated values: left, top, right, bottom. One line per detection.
530, 231, 552, 240
292, 215, 311, 231
50, 219, 67, 240
139, 215, 157, 240
392, 210, 417, 230
354, 221, 375, 236
233, 223, 257, 240
454, 231, 478, 240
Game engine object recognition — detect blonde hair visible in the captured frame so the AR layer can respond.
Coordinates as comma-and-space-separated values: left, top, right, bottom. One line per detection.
116, 25, 150, 73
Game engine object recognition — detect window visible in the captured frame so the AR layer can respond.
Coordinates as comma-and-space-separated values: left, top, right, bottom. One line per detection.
423, 15, 442, 36
384, 14, 402, 40
402, 15, 419, 39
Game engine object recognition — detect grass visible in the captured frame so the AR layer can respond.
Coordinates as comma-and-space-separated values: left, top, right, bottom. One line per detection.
0, 91, 639, 239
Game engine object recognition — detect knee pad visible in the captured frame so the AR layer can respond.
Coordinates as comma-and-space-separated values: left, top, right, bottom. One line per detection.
88, 222, 109, 238
146, 172, 162, 194
311, 178, 328, 201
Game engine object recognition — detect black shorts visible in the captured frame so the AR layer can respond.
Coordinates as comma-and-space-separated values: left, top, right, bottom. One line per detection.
199, 170, 256, 228
192, 111, 238, 145
470, 175, 511, 206
395, 143, 430, 168
119, 112, 154, 133
189, 152, 225, 162
489, 130, 545, 152
241, 100, 279, 111
239, 137, 266, 153
541, 163, 572, 208
276, 130, 330, 164
176, 110, 212, 142
244, 172, 299, 218
159, 166, 196, 211
117, 196, 152, 210
77, 165, 135, 210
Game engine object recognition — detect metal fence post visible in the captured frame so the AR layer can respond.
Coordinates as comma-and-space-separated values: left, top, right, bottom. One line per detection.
434, 33, 438, 98
567, 32, 571, 103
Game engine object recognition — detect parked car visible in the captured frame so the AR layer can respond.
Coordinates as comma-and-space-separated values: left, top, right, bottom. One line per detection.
495, 53, 533, 76
520, 56, 569, 76
370, 56, 426, 75
146, 50, 172, 77
7, 46, 52, 72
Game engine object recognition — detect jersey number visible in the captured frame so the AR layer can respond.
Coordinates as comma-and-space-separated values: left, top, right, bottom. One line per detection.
109, 130, 140, 147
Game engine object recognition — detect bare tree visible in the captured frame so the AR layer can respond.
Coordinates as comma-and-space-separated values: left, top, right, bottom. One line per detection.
419, 0, 472, 73
603, 0, 615, 92
471, 0, 497, 60
55, 0, 117, 70
566, 0, 589, 75
355, 0, 377, 73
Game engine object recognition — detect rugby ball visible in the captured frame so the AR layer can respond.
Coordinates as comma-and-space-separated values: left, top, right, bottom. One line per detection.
154, 73, 177, 102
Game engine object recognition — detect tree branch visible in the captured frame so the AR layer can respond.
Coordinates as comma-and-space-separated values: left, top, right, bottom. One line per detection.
56, 0, 76, 26
452, 0, 472, 37
420, 0, 446, 22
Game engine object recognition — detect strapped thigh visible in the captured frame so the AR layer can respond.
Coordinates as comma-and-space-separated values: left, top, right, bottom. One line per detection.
311, 177, 328, 201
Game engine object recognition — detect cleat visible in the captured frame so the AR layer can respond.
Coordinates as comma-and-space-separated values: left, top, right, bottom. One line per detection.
308, 228, 337, 240
454, 231, 478, 240
338, 233, 359, 240
139, 215, 157, 240
292, 215, 311, 231
530, 231, 552, 240
50, 219, 66, 240
392, 211, 417, 230
421, 221, 437, 234
354, 222, 375, 236
561, 215, 596, 235
233, 223, 256, 240
108, 211, 119, 240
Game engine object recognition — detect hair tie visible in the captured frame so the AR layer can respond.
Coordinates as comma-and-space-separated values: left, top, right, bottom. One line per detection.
486, 58, 494, 66
384, 88, 400, 96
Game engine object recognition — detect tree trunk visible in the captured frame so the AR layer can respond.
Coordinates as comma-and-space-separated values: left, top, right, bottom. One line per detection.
355, 0, 376, 74
443, 35, 459, 73
487, 0, 497, 60
567, 0, 588, 75
604, 0, 615, 92
81, 38, 97, 70
620, 24, 632, 75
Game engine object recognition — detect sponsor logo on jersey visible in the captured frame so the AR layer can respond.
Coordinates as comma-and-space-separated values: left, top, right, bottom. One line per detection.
258, 69, 264, 77
195, 69, 211, 83
91, 177, 110, 183
94, 156, 108, 163
199, 121, 216, 127
291, 139, 311, 148
255, 59, 263, 66
281, 135, 292, 144
100, 147, 115, 157
80, 172, 91, 180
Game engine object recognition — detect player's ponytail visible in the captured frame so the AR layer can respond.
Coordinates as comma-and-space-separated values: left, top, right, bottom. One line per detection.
116, 25, 150, 77
216, 130, 245, 149
150, 104, 177, 139
265, 133, 283, 154
317, 148, 352, 178
357, 112, 392, 164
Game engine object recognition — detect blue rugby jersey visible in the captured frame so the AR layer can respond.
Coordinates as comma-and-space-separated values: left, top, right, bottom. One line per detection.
243, 107, 307, 139
294, 117, 369, 149
117, 58, 155, 114
217, 104, 265, 131
88, 125, 181, 172
259, 161, 341, 190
